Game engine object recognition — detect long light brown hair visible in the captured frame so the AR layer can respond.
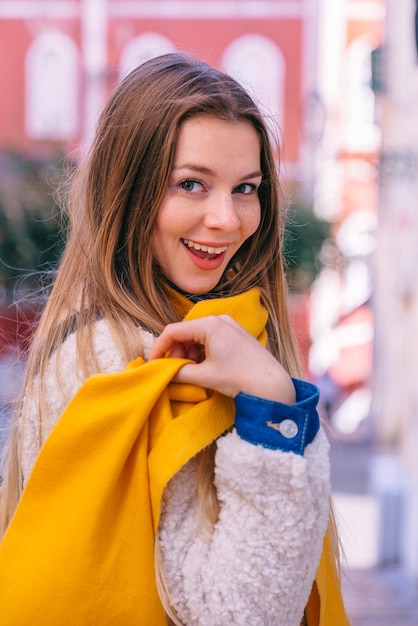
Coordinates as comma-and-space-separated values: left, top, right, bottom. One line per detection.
1, 52, 310, 622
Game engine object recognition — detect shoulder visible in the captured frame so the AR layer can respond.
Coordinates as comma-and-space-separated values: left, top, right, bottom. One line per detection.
42, 319, 156, 405
21, 319, 156, 481
52, 318, 156, 382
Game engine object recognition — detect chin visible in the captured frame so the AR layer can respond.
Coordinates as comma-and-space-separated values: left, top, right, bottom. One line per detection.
176, 278, 220, 295
187, 284, 218, 295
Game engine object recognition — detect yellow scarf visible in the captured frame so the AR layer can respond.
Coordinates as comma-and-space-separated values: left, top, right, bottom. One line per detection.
0, 288, 348, 625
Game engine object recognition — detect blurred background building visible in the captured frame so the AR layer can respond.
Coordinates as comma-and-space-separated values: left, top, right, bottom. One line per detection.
0, 0, 316, 160
1, 0, 418, 622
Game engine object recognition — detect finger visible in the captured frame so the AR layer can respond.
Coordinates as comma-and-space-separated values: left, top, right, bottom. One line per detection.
166, 343, 188, 359
149, 320, 209, 360
172, 361, 237, 397
168, 342, 203, 361
217, 314, 251, 337
184, 343, 203, 362
218, 314, 240, 328
171, 362, 198, 384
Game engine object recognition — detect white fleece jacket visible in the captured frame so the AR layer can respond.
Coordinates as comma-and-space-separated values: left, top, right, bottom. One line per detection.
21, 319, 330, 626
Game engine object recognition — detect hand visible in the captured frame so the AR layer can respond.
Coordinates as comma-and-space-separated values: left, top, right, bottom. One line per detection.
149, 315, 296, 404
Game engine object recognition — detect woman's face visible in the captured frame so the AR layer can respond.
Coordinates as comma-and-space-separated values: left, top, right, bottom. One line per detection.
152, 114, 262, 295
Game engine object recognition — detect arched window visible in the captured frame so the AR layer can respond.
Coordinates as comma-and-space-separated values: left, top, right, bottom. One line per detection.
343, 36, 380, 152
119, 33, 175, 80
25, 31, 79, 141
222, 34, 285, 131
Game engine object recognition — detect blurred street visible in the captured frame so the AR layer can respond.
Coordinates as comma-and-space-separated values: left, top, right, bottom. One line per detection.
331, 432, 418, 625
341, 566, 418, 625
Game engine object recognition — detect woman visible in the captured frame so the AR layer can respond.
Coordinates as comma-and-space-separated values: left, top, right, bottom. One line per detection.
0, 52, 348, 625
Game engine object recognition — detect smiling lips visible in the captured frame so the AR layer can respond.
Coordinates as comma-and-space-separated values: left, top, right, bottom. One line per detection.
182, 238, 228, 259
182, 238, 229, 267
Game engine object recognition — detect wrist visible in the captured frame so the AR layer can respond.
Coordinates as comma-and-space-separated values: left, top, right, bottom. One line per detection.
240, 371, 296, 405
234, 378, 320, 454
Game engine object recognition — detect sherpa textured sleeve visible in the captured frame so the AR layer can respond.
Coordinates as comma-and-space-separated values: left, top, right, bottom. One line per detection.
159, 409, 330, 626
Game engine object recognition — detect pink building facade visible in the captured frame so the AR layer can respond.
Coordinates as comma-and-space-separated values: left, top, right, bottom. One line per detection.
0, 0, 321, 172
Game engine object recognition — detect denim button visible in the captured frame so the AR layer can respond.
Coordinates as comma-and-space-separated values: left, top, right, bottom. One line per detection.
235, 380, 320, 453
266, 419, 298, 439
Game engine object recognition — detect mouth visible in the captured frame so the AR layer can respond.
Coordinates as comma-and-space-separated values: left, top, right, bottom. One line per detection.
182, 238, 228, 261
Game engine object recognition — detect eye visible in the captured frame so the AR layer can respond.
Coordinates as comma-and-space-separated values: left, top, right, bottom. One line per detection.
178, 179, 204, 193
233, 183, 259, 195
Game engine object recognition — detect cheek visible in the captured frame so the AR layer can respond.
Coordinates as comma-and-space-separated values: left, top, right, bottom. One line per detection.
245, 205, 262, 238
152, 206, 174, 250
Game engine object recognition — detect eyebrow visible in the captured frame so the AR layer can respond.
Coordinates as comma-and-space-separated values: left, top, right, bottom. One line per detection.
173, 164, 263, 180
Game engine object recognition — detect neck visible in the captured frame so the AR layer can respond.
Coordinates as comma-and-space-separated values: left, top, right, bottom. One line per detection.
164, 279, 229, 303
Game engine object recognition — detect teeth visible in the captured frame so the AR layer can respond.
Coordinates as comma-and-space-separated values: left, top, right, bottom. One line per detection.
183, 239, 227, 254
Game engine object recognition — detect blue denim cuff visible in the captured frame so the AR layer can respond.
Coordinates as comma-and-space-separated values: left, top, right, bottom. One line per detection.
234, 378, 320, 455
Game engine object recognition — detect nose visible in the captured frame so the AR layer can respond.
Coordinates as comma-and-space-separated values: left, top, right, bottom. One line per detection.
203, 192, 241, 231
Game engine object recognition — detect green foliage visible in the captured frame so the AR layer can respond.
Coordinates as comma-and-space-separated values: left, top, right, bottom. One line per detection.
283, 200, 330, 293
0, 151, 67, 297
